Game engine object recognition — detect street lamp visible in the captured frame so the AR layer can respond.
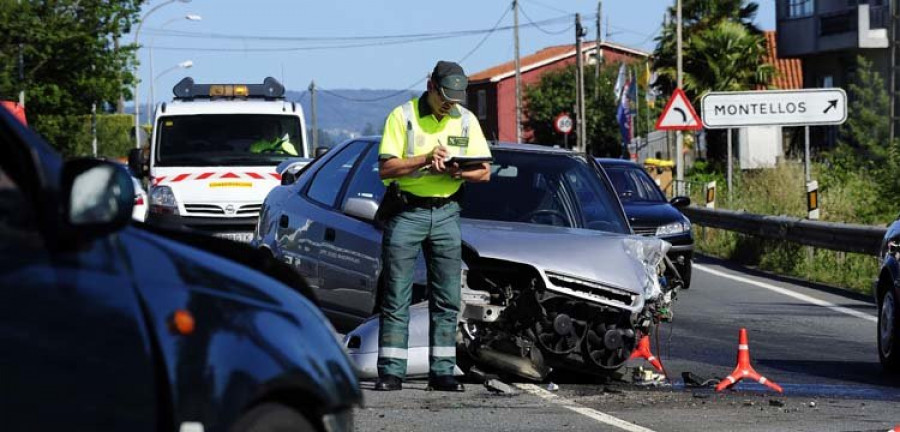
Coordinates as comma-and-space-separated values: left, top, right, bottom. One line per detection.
146, 60, 193, 117
133, 0, 191, 149
149, 14, 201, 118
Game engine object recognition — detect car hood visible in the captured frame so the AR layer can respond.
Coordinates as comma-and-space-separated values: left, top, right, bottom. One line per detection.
460, 219, 664, 301
621, 201, 685, 226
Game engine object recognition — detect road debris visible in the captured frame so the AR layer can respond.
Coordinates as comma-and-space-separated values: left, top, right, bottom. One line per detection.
484, 379, 519, 396
769, 399, 785, 407
546, 382, 559, 392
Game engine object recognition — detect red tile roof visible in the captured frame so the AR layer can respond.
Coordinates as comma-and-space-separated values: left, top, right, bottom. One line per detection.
469, 41, 648, 83
764, 31, 803, 90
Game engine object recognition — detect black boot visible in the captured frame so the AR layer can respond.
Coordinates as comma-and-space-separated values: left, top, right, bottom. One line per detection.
374, 374, 403, 391
426, 375, 465, 392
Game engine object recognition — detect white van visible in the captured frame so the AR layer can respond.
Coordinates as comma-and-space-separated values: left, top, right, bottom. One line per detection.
130, 77, 311, 242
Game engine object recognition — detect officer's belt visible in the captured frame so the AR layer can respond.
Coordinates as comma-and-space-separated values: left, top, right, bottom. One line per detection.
401, 191, 459, 209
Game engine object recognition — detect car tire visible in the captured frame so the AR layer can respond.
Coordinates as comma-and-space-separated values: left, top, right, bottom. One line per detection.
677, 261, 692, 290
878, 286, 900, 373
230, 403, 317, 432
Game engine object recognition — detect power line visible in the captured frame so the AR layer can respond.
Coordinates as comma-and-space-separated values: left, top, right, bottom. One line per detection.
315, 5, 513, 104
457, 4, 512, 63
518, 3, 574, 35
144, 14, 573, 43
521, 0, 569, 15
145, 14, 589, 52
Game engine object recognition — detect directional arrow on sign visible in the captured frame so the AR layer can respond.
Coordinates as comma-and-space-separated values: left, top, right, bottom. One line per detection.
823, 99, 837, 114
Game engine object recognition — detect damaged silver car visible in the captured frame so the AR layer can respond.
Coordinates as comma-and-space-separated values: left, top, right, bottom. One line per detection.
253, 139, 680, 380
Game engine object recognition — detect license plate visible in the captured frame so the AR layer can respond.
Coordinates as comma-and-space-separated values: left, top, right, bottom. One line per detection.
213, 232, 254, 243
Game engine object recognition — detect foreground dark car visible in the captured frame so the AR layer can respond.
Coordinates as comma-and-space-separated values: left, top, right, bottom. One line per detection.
876, 222, 900, 373
0, 109, 361, 431
596, 158, 694, 288
255, 138, 679, 379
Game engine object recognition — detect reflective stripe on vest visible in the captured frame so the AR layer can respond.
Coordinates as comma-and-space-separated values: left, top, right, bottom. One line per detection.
402, 100, 471, 158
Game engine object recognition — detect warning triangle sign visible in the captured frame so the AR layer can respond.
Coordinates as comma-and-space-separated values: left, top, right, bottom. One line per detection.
656, 88, 702, 131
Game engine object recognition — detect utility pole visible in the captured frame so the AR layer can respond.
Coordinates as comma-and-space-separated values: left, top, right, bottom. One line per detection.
891, 0, 899, 143
675, 0, 684, 195
513, 0, 523, 144
575, 13, 587, 153
594, 1, 602, 99
17, 0, 24, 106
309, 80, 318, 149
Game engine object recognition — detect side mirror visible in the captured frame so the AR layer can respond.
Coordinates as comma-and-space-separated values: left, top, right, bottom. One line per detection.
343, 197, 379, 222
670, 196, 690, 209
128, 148, 148, 179
62, 159, 135, 238
281, 171, 296, 186
314, 146, 330, 158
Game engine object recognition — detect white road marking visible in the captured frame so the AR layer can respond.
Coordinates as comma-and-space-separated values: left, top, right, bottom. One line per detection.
515, 383, 657, 432
694, 264, 877, 323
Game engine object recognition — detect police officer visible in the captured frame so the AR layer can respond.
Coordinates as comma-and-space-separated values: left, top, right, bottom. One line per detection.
375, 61, 491, 392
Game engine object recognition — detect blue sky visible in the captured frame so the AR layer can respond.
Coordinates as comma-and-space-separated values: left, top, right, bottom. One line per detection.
131, 0, 775, 103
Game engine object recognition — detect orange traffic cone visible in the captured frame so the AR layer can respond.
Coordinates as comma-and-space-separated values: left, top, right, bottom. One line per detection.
715, 328, 783, 393
629, 335, 663, 372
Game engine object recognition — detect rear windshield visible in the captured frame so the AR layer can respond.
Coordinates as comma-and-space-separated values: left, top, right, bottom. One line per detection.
462, 150, 630, 234
155, 114, 304, 167
604, 166, 667, 203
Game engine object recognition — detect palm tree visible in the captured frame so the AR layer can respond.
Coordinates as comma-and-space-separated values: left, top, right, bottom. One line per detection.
652, 0, 773, 162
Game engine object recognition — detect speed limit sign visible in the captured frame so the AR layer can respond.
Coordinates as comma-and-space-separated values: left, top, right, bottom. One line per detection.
554, 113, 573, 134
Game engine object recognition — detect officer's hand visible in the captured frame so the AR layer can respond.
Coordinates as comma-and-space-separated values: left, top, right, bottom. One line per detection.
448, 162, 462, 179
429, 145, 449, 173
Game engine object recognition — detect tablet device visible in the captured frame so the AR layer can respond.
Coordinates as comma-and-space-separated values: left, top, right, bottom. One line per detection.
445, 155, 493, 166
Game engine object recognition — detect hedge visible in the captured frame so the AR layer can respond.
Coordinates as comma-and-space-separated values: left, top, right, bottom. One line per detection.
30, 114, 137, 159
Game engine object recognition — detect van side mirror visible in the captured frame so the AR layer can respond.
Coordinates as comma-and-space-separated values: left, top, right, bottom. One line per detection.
128, 148, 148, 179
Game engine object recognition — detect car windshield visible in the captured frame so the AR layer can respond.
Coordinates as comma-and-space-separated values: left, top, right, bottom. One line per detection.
603, 165, 667, 203
155, 114, 304, 167
461, 150, 630, 234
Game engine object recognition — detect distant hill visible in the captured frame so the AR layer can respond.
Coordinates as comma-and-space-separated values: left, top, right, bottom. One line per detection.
285, 89, 418, 144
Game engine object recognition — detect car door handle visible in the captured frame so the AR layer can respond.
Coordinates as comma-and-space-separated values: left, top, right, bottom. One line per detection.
325, 227, 336, 242
279, 214, 289, 228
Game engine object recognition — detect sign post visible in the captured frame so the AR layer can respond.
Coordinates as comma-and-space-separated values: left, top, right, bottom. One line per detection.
554, 112, 573, 149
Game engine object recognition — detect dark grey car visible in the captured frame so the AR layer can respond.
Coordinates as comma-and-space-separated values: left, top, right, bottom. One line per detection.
254, 139, 678, 378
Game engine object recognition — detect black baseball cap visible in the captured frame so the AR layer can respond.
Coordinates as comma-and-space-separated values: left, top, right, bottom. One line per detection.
431, 61, 468, 103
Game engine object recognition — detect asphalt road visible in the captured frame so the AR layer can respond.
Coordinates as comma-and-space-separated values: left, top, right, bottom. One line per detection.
354, 255, 900, 432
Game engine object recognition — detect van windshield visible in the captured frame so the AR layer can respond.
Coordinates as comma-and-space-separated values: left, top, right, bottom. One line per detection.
155, 114, 304, 167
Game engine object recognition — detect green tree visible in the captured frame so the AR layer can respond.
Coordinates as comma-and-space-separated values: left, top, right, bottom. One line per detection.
525, 63, 623, 156
653, 0, 773, 162
0, 0, 142, 153
826, 55, 898, 219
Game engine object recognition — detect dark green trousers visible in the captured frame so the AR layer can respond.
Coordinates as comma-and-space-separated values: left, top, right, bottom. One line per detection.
378, 201, 462, 378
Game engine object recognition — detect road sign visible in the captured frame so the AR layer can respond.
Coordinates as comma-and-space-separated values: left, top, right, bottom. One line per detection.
700, 89, 847, 129
656, 88, 702, 131
554, 113, 573, 134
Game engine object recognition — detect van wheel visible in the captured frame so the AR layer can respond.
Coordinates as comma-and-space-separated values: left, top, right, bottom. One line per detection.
678, 261, 692, 289
879, 287, 900, 373
230, 403, 317, 432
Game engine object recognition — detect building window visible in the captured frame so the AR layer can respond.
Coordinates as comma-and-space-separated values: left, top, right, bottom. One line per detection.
477, 90, 487, 120
787, 0, 814, 18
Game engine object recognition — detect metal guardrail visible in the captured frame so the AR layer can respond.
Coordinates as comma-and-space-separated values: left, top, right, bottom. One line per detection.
682, 206, 888, 256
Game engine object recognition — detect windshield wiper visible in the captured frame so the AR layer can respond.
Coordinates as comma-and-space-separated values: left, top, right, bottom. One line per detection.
212, 155, 285, 165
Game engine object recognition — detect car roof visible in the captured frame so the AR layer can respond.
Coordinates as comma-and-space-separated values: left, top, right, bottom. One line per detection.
158, 99, 304, 116
595, 157, 642, 168
354, 136, 580, 156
